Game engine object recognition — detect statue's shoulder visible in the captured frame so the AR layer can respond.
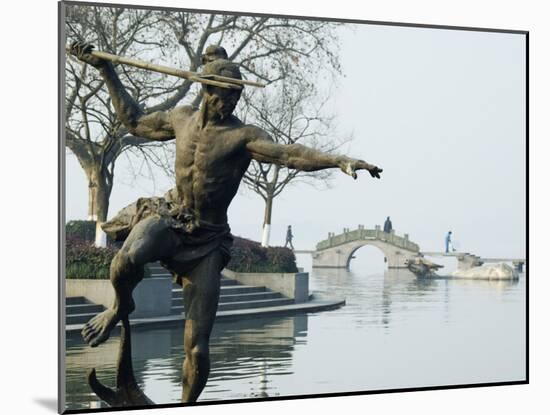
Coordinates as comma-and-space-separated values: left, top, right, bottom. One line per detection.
224, 115, 253, 136
226, 114, 244, 126
171, 105, 197, 119
239, 123, 272, 143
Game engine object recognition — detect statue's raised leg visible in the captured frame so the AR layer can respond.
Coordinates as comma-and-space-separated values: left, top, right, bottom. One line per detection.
82, 216, 178, 347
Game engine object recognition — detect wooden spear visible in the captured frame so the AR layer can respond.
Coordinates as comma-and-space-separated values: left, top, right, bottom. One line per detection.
66, 46, 266, 90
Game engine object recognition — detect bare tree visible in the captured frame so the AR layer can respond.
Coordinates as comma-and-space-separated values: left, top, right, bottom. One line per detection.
65, 4, 343, 245
65, 6, 181, 245
240, 80, 351, 247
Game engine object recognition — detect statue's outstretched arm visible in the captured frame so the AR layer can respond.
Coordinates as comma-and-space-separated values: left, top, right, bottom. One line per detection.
69, 42, 175, 141
246, 136, 382, 179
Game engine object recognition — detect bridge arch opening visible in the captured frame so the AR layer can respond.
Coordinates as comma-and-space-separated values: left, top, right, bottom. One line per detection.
347, 244, 387, 275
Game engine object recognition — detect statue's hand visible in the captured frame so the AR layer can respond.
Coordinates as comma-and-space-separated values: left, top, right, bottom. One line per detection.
339, 157, 383, 179
363, 162, 383, 179
69, 41, 107, 69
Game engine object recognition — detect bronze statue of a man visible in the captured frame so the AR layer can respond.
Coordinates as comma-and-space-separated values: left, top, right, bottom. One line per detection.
70, 42, 382, 403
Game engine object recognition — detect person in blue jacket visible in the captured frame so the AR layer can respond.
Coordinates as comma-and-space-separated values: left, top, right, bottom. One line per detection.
445, 231, 453, 253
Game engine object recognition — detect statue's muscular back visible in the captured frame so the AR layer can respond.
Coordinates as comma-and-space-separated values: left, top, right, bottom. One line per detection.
171, 105, 258, 225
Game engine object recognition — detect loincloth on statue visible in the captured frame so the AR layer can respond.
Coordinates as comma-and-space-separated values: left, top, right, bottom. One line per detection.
161, 219, 233, 283
101, 189, 233, 284
101, 188, 180, 241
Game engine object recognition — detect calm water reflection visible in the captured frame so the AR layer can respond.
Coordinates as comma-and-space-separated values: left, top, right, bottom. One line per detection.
65, 268, 526, 410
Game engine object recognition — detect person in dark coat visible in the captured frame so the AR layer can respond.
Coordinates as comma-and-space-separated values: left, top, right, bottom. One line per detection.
383, 216, 393, 233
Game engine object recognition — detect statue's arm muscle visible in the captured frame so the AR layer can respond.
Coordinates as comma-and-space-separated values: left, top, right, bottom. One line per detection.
99, 63, 175, 141
246, 134, 382, 179
246, 136, 345, 172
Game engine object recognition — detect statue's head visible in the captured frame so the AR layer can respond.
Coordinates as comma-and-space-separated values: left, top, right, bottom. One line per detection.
201, 45, 229, 64
201, 58, 243, 120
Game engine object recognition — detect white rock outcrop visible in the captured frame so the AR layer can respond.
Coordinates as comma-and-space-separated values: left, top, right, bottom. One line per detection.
451, 263, 519, 280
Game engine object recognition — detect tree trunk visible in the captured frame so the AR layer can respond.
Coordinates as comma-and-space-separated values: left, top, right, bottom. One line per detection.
260, 165, 280, 248
85, 165, 113, 247
261, 192, 274, 247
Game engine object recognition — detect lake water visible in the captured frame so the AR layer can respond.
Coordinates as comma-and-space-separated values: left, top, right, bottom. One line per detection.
65, 265, 526, 410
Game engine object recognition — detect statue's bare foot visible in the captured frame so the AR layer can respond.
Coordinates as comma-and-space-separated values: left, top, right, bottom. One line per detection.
82, 309, 121, 347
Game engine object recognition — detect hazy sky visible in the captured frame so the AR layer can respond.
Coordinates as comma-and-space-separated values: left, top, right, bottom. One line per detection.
65, 21, 526, 270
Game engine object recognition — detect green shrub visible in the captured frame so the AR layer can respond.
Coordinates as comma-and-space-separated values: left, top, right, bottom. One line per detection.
227, 236, 298, 273
66, 220, 120, 247
66, 227, 297, 278
65, 235, 151, 280
266, 246, 299, 272
66, 220, 96, 243
65, 237, 118, 279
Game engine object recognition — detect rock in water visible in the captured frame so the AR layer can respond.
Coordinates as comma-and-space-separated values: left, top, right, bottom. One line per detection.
406, 256, 443, 278
451, 263, 519, 280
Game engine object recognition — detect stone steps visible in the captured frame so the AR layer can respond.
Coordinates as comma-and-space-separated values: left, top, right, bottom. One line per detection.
166, 278, 239, 286
66, 312, 101, 325
171, 297, 295, 314
66, 296, 87, 305
66, 303, 105, 315
218, 297, 295, 312
172, 284, 267, 296
171, 281, 292, 314
66, 262, 294, 325
171, 291, 283, 307
65, 297, 106, 325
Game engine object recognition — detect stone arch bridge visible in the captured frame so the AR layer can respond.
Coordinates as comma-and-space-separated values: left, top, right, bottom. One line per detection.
311, 225, 420, 269
303, 225, 525, 272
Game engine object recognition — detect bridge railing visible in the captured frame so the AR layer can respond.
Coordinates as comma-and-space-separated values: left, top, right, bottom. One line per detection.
316, 227, 420, 252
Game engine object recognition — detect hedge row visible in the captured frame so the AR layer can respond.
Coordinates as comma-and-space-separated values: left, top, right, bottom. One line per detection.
65, 222, 298, 279
66, 220, 120, 247
66, 220, 96, 243
227, 236, 298, 273
65, 236, 118, 279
